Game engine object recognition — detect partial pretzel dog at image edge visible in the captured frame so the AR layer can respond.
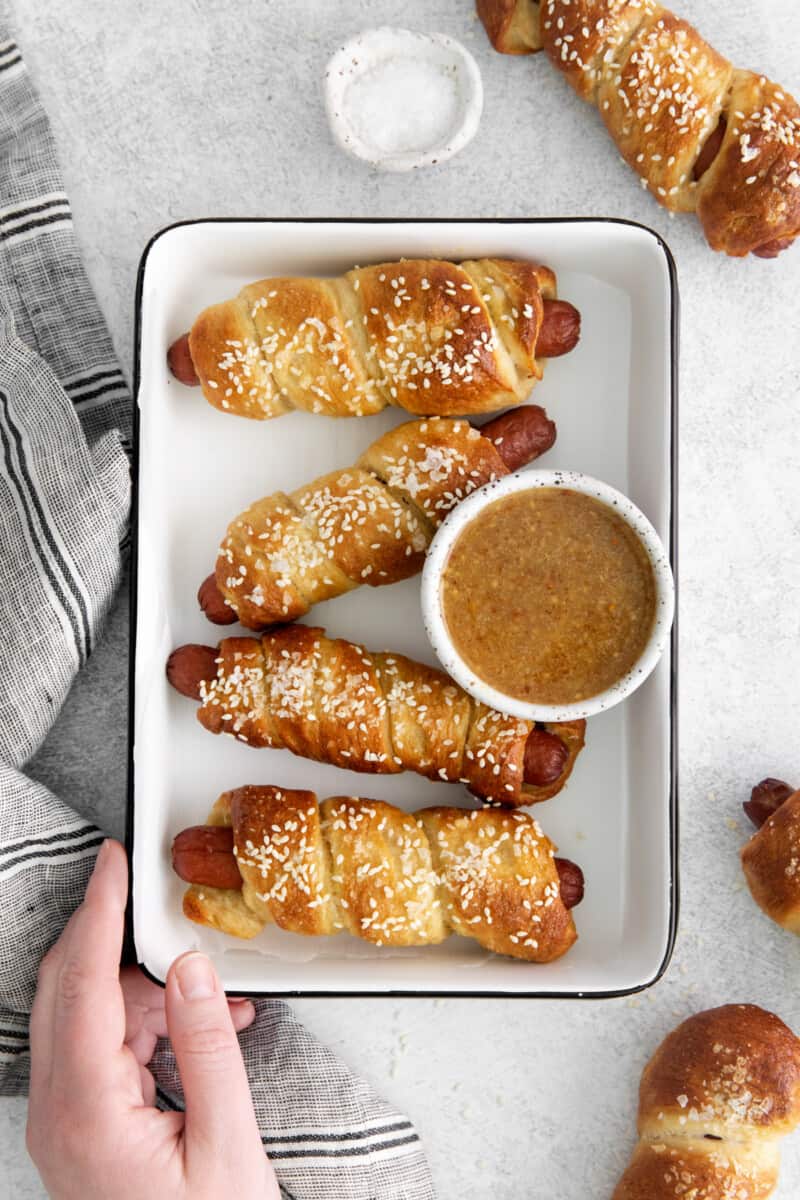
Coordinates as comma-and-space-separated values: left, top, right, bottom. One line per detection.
477, 0, 800, 258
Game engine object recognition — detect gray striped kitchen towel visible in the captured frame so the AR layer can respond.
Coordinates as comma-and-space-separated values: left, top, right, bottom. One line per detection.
0, 28, 434, 1200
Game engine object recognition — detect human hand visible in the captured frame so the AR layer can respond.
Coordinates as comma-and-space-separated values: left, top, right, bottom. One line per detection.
27, 839, 279, 1200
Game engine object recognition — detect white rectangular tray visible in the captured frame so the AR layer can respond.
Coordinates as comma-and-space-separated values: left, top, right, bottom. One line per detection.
129, 218, 677, 997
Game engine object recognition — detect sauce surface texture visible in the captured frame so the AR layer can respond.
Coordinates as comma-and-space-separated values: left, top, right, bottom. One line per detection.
441, 487, 657, 705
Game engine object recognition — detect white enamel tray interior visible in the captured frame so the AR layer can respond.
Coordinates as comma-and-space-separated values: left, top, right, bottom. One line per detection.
132, 219, 676, 997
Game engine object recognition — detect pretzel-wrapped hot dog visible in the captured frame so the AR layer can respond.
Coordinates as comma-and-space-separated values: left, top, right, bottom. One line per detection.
741, 777, 800, 933
200, 406, 556, 630
167, 257, 581, 418
166, 627, 586, 806
172, 785, 581, 961
477, 1, 800, 258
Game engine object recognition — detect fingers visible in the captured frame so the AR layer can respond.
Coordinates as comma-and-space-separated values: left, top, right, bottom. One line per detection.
228, 998, 257, 1033
130, 995, 256, 1044
165, 952, 263, 1168
125, 1007, 254, 1071
49, 840, 129, 1091
121, 964, 169, 1043
127, 1026, 159, 1069
138, 1062, 157, 1108
29, 940, 64, 1094
121, 964, 255, 1045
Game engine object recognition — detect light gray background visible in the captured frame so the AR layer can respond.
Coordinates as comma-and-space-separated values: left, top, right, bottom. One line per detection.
2, 1, 800, 1196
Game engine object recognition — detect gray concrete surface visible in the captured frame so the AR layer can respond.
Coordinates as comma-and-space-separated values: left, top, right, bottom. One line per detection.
2, 1, 800, 1196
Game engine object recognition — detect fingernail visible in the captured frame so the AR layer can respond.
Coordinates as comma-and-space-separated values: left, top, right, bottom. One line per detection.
230, 998, 254, 1016
175, 952, 216, 1001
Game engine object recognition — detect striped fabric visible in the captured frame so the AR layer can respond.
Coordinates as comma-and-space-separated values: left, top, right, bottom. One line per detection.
0, 29, 434, 1200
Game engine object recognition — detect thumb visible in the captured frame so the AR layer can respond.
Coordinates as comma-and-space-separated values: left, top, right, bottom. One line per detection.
166, 952, 263, 1166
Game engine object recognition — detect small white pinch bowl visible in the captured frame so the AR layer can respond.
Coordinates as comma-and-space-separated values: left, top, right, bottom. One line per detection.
421, 470, 675, 724
323, 27, 483, 173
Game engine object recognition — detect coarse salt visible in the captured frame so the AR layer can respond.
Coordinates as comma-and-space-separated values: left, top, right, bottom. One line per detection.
343, 58, 460, 157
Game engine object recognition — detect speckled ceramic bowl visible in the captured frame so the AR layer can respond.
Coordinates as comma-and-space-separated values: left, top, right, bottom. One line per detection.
324, 27, 483, 173
421, 470, 675, 723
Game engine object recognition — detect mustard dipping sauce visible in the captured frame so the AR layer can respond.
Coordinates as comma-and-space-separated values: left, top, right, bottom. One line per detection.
440, 487, 657, 706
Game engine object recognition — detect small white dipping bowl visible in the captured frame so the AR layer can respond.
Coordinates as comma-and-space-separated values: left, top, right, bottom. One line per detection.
421, 470, 675, 723
324, 27, 483, 173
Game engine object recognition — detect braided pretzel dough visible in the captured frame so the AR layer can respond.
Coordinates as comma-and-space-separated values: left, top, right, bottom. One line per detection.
181, 785, 578, 962
188, 257, 559, 419
478, 0, 800, 256
215, 416, 507, 629
741, 788, 800, 933
196, 626, 586, 806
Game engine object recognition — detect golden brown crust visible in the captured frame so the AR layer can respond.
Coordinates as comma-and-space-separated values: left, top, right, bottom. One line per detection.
476, 0, 542, 53
293, 469, 425, 587
351, 260, 510, 415
596, 8, 733, 213
613, 1141, 778, 1200
188, 297, 287, 419
479, 0, 800, 257
246, 277, 382, 417
196, 635, 272, 746
195, 627, 583, 806
376, 651, 472, 780
461, 259, 554, 384
214, 493, 353, 629
541, 0, 657, 101
188, 258, 562, 420
214, 417, 508, 630
320, 796, 446, 946
419, 806, 576, 960
180, 786, 578, 961
741, 790, 800, 932
697, 71, 800, 257
182, 884, 265, 939
612, 1005, 800, 1198
359, 417, 507, 525
232, 785, 336, 935
638, 1005, 800, 1141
